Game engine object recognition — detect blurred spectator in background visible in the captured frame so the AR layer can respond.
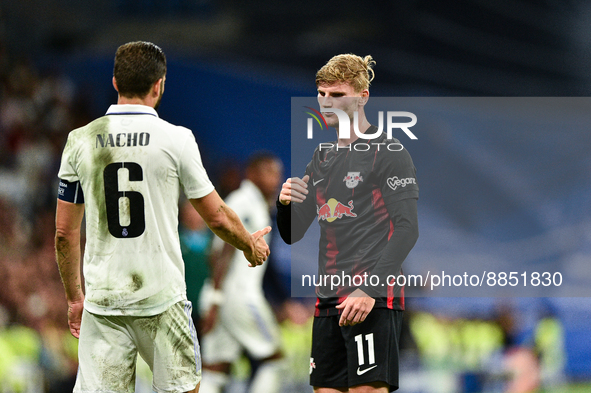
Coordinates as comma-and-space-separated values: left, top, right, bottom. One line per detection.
0, 43, 84, 392
199, 152, 285, 393
180, 198, 212, 330
215, 160, 243, 200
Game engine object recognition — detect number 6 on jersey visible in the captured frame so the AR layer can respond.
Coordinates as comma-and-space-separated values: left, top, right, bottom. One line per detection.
104, 161, 146, 238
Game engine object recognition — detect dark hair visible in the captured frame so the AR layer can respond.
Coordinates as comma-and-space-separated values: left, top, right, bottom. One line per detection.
246, 151, 279, 170
113, 41, 167, 98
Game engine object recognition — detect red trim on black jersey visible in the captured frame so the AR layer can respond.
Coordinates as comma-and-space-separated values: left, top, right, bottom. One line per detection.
388, 220, 394, 241
325, 226, 339, 277
373, 187, 404, 310
315, 178, 336, 288
387, 280, 395, 309
372, 149, 378, 171
371, 188, 390, 226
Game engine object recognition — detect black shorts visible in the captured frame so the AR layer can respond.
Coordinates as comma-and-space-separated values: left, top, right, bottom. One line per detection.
310, 309, 403, 392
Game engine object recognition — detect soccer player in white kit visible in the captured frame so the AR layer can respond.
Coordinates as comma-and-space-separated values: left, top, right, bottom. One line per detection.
199, 153, 284, 393
54, 41, 271, 393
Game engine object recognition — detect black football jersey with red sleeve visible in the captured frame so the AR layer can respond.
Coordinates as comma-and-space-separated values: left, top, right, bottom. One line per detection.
277, 127, 419, 316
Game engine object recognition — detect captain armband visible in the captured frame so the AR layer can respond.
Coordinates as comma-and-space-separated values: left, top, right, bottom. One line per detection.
58, 179, 85, 204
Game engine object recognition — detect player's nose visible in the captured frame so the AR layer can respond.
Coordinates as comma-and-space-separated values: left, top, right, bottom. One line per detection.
318, 95, 332, 107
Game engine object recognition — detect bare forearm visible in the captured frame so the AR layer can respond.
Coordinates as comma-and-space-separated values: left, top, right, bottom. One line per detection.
55, 233, 83, 302
208, 204, 254, 253
190, 191, 269, 267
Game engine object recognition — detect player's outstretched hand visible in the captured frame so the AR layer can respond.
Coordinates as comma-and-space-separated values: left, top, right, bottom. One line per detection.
336, 288, 375, 326
279, 175, 309, 205
67, 298, 84, 338
244, 226, 272, 267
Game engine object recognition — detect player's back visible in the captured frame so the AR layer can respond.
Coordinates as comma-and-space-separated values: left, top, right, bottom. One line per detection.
59, 104, 214, 316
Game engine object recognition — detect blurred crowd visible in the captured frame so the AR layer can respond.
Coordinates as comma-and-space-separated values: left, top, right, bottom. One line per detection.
0, 35, 96, 391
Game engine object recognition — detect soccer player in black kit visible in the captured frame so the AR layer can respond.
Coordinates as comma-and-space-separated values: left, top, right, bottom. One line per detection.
276, 54, 419, 392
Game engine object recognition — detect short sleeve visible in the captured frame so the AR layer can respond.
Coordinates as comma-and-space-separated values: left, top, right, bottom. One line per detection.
178, 131, 215, 199
373, 143, 419, 205
57, 133, 79, 182
57, 179, 85, 203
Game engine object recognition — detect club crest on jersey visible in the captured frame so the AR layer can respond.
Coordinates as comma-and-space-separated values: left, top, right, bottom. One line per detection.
317, 198, 357, 222
343, 172, 363, 189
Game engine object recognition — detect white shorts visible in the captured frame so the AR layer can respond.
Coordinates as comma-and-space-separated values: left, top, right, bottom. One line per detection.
200, 285, 281, 364
74, 300, 201, 393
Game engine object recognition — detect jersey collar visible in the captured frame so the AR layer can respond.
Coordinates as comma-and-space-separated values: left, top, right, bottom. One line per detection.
105, 104, 159, 117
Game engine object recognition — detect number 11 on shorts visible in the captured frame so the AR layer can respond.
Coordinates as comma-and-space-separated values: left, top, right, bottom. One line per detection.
354, 333, 375, 366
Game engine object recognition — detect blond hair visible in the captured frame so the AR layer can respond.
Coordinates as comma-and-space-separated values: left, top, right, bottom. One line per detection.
315, 54, 375, 92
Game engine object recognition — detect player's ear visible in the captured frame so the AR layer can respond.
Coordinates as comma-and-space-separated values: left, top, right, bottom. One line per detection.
112, 77, 119, 92
153, 77, 164, 97
358, 89, 369, 106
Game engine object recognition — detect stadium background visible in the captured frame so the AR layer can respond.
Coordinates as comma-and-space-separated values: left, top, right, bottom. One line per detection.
1, 1, 591, 392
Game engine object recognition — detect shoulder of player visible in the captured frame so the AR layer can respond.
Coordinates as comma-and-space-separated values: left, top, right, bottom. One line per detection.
373, 134, 411, 155
309, 140, 335, 165
225, 181, 263, 209
300, 145, 321, 177
223, 191, 251, 219
370, 134, 416, 167
63, 117, 106, 146
66, 114, 182, 136
152, 121, 199, 147
151, 117, 193, 136
310, 144, 321, 161
224, 187, 242, 206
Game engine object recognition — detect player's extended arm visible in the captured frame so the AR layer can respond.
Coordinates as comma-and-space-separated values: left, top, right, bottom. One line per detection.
55, 199, 85, 338
190, 190, 270, 267
200, 241, 235, 334
209, 242, 235, 290
336, 198, 419, 326
371, 198, 419, 284
276, 175, 317, 244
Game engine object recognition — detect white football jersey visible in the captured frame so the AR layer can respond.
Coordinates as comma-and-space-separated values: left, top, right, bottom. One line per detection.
58, 104, 214, 316
210, 179, 271, 298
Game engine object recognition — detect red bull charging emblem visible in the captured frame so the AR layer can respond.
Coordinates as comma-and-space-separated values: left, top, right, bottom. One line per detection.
317, 198, 357, 222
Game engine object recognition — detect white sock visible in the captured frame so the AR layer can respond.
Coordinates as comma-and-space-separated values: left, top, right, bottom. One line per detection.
248, 359, 285, 393
200, 370, 229, 393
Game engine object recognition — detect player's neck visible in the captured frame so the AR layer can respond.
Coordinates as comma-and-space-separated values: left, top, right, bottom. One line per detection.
337, 118, 371, 147
117, 95, 154, 108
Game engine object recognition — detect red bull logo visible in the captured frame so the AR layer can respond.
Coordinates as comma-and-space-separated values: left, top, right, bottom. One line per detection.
317, 198, 357, 222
